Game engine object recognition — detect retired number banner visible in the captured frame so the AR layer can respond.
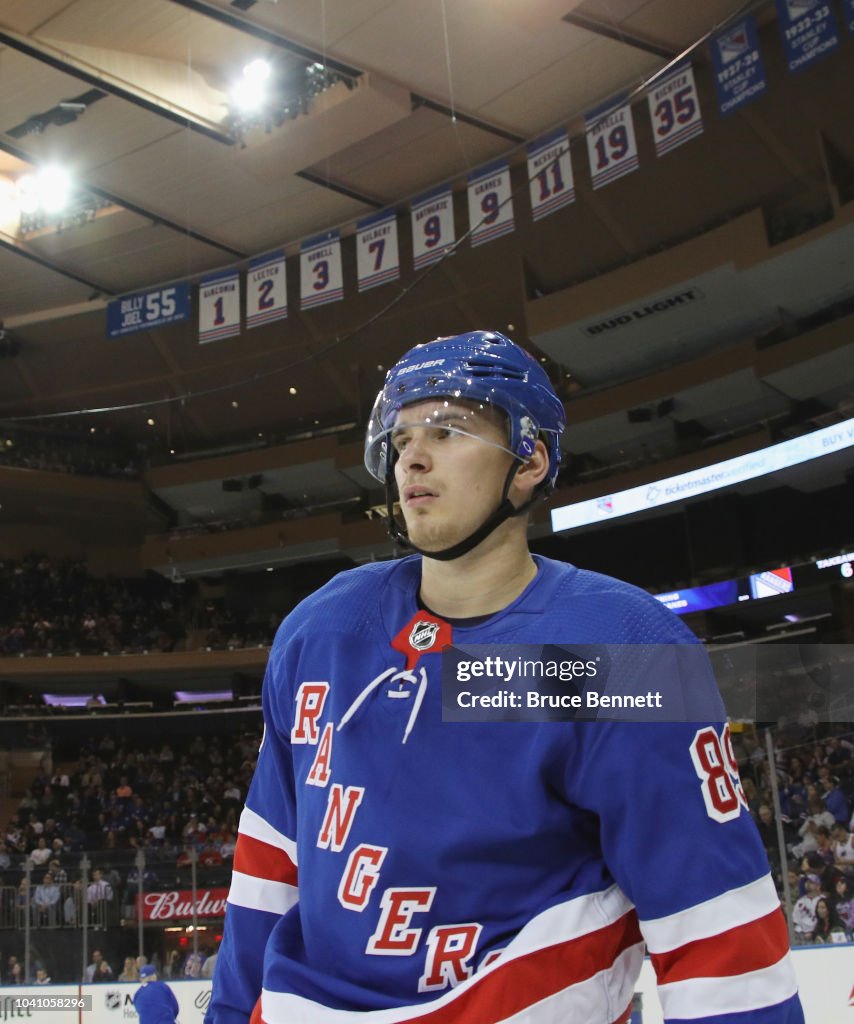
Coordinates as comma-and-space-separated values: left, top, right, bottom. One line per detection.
199, 270, 240, 344
527, 129, 575, 221
647, 64, 703, 157
247, 251, 287, 328
411, 185, 455, 270
300, 231, 343, 311
710, 16, 768, 116
776, 0, 839, 73
467, 160, 514, 247
585, 99, 638, 190
356, 209, 400, 291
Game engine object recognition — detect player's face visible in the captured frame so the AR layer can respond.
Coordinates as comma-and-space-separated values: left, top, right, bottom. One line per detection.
391, 399, 514, 553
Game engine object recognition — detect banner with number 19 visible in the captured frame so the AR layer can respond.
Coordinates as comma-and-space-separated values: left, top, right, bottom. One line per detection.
585, 98, 638, 190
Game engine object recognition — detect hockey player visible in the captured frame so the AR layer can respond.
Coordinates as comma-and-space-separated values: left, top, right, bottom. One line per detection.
133, 964, 179, 1024
208, 331, 803, 1023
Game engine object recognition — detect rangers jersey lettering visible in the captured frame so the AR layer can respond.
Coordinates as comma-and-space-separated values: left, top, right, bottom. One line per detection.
207, 556, 803, 1024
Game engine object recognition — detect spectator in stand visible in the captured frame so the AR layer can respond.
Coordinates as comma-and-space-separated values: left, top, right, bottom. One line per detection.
822, 775, 850, 825
93, 961, 114, 983
87, 868, 113, 927
84, 950, 113, 983
832, 822, 854, 869
119, 957, 139, 982
182, 951, 205, 978
831, 875, 854, 937
754, 804, 781, 867
32, 871, 61, 925
162, 951, 181, 980
813, 825, 835, 867
0, 841, 11, 872
790, 796, 836, 858
812, 897, 836, 943
5, 955, 23, 984
34, 967, 51, 985
48, 857, 67, 885
29, 836, 51, 866
792, 873, 823, 942
64, 880, 83, 925
198, 841, 223, 867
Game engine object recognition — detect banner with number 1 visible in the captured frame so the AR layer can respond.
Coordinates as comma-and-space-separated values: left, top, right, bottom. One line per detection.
199, 270, 240, 344
647, 64, 703, 158
585, 98, 638, 190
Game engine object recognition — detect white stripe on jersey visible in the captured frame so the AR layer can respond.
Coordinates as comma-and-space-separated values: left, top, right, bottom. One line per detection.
228, 870, 299, 916
657, 952, 798, 1019
238, 806, 298, 864
640, 873, 780, 952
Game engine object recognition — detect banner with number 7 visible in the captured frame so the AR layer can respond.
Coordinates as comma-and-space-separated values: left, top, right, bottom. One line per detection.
356, 209, 400, 292
647, 63, 704, 158
585, 97, 639, 190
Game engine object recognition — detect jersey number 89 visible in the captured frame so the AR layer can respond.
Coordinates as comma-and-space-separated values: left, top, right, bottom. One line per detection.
689, 724, 747, 823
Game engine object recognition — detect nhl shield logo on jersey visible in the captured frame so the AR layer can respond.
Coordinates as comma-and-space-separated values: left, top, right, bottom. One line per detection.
410, 620, 440, 651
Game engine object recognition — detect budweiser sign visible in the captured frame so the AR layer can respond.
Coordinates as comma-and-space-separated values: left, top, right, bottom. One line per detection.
137, 888, 229, 921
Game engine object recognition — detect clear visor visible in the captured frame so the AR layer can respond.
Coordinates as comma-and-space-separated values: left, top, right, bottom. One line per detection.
365, 396, 515, 481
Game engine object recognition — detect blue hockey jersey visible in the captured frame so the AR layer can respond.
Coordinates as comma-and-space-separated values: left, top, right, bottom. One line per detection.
207, 555, 803, 1024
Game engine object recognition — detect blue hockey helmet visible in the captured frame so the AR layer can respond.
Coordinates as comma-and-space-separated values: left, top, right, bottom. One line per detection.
365, 330, 565, 488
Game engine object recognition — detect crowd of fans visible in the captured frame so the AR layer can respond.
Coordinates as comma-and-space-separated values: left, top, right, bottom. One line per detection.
0, 554, 277, 659
735, 723, 854, 944
0, 724, 262, 979
0, 429, 139, 479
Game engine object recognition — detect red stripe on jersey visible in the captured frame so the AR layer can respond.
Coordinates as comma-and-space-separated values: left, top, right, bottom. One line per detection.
649, 907, 790, 985
234, 833, 298, 886
413, 910, 641, 1024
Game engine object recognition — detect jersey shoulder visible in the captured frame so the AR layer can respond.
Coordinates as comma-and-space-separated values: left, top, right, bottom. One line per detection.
272, 558, 407, 646
537, 557, 697, 644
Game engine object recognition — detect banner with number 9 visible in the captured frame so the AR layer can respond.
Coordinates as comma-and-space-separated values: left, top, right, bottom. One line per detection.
410, 185, 455, 270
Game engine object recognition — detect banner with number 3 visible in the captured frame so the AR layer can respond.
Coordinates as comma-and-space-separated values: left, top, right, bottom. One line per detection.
301, 231, 343, 311
647, 64, 704, 158
585, 98, 639, 190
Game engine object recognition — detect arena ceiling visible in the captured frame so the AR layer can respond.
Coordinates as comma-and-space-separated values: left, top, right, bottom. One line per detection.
0, 0, 851, 472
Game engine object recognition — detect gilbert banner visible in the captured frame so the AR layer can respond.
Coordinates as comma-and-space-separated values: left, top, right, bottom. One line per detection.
137, 888, 229, 921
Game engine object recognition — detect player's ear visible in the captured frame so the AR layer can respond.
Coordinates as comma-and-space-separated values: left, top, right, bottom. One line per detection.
512, 438, 549, 496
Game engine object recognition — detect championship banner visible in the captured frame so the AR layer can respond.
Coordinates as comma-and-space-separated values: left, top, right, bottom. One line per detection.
356, 209, 400, 291
467, 160, 514, 247
710, 16, 768, 116
647, 63, 703, 157
776, 0, 839, 73
527, 129, 575, 221
585, 98, 638, 190
411, 185, 455, 270
300, 231, 343, 311
246, 251, 287, 328
199, 270, 240, 344
106, 282, 191, 339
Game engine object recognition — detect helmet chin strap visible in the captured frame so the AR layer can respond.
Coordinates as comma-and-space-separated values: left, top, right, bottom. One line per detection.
386, 461, 544, 561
